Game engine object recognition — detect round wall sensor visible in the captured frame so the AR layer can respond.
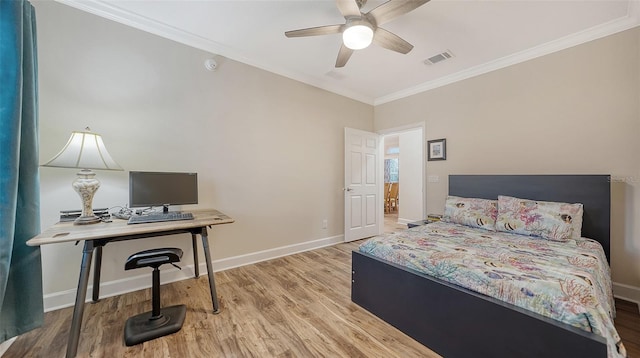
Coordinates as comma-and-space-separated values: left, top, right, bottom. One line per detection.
204, 58, 218, 71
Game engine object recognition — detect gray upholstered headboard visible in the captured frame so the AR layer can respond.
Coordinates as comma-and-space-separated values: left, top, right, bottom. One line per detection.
449, 175, 611, 262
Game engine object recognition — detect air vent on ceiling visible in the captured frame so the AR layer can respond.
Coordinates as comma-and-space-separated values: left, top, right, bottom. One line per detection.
424, 50, 454, 65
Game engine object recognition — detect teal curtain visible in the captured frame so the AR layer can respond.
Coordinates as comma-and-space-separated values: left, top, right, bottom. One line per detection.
0, 0, 44, 342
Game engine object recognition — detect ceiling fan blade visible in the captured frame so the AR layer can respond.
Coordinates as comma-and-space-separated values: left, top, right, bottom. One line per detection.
373, 28, 413, 54
285, 24, 343, 38
336, 0, 362, 19
367, 0, 430, 26
335, 44, 354, 68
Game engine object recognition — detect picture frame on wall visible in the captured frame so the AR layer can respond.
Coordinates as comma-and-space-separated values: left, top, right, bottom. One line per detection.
427, 138, 446, 161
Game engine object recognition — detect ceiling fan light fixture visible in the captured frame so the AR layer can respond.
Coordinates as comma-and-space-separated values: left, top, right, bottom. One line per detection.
343, 23, 374, 50
285, 0, 429, 67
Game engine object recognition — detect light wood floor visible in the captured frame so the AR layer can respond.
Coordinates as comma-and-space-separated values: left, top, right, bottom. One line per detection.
6, 241, 439, 358
616, 299, 640, 357
383, 212, 406, 234
6, 238, 640, 357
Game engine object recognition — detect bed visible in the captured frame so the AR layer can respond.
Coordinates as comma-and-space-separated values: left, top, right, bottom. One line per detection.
351, 175, 624, 358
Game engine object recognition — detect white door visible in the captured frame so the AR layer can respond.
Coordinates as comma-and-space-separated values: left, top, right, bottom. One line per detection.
344, 128, 382, 242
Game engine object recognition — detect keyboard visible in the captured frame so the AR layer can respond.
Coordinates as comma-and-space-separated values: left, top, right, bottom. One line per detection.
127, 212, 194, 225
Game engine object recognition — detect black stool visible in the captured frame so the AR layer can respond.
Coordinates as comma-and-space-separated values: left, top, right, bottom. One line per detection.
123, 248, 186, 346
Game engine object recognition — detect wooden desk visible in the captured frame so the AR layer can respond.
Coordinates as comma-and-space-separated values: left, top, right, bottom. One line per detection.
27, 209, 234, 358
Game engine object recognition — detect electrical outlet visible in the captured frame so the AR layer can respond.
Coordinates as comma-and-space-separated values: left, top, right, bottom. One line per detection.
322, 219, 328, 229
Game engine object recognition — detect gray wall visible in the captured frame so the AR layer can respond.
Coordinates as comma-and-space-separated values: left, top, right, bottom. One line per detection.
32, 0, 640, 308
375, 28, 640, 297
34, 1, 373, 306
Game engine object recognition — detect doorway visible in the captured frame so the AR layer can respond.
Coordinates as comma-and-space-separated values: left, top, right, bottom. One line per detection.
381, 126, 424, 234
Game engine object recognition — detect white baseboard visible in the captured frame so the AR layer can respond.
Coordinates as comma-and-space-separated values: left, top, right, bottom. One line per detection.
43, 237, 640, 315
397, 218, 412, 225
43, 234, 344, 312
0, 337, 17, 357
613, 282, 640, 312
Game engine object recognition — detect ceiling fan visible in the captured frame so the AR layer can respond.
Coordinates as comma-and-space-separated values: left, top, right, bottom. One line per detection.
285, 0, 430, 68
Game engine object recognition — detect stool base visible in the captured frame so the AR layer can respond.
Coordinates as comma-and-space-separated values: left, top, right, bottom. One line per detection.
124, 304, 186, 346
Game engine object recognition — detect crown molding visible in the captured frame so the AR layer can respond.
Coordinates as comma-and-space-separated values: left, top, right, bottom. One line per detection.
55, 0, 639, 107
374, 1, 640, 105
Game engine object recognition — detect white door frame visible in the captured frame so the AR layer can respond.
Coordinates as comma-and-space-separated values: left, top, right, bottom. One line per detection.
378, 122, 426, 221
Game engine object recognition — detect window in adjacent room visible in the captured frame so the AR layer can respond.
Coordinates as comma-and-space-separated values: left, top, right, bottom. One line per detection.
385, 157, 399, 183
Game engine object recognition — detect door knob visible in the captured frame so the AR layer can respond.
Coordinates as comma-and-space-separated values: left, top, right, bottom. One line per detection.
343, 187, 354, 192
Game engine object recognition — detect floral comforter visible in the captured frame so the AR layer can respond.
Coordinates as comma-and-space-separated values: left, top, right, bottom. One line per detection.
359, 221, 626, 357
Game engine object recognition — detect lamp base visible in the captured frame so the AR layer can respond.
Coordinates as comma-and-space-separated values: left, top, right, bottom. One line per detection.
72, 169, 101, 225
74, 215, 101, 225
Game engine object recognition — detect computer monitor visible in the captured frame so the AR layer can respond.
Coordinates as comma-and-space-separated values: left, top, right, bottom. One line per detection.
129, 171, 198, 212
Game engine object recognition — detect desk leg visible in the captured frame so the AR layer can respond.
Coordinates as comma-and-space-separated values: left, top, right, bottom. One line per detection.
200, 233, 220, 314
91, 246, 102, 302
66, 241, 95, 358
191, 233, 199, 278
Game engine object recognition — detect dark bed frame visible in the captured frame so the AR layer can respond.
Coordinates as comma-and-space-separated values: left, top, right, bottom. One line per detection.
351, 175, 611, 358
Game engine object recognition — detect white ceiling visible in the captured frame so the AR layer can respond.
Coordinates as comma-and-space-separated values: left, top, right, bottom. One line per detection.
58, 0, 639, 105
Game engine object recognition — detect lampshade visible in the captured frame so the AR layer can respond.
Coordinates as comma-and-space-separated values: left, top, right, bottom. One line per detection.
343, 23, 374, 50
43, 129, 122, 225
43, 130, 122, 170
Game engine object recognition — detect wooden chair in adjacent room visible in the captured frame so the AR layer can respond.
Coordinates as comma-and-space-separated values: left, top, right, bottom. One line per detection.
384, 182, 391, 213
389, 183, 399, 212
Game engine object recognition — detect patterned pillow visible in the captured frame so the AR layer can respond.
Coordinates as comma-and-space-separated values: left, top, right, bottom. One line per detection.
442, 196, 498, 231
496, 196, 584, 241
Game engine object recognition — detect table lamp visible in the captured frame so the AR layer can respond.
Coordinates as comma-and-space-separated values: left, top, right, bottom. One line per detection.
43, 128, 123, 225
